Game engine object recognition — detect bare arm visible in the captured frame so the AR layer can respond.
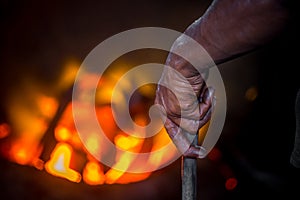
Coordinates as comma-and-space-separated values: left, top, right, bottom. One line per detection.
155, 0, 290, 158
184, 0, 289, 66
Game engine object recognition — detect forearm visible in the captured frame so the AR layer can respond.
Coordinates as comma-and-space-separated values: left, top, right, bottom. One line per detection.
184, 0, 289, 66
156, 0, 289, 157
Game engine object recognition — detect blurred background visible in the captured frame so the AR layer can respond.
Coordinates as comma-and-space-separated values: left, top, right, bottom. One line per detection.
0, 0, 299, 199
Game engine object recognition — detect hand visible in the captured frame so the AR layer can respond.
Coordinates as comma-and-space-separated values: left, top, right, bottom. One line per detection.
155, 47, 215, 158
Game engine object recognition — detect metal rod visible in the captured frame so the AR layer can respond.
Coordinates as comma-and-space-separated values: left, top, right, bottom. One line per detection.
182, 135, 198, 200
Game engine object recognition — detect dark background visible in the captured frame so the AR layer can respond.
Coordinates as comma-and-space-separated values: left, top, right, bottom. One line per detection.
0, 0, 299, 199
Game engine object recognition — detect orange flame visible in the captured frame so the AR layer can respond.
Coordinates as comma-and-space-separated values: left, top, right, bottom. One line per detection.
105, 131, 147, 184
0, 123, 10, 139
45, 143, 81, 183
1, 63, 189, 186
9, 136, 44, 170
147, 128, 178, 169
83, 161, 105, 185
55, 125, 72, 142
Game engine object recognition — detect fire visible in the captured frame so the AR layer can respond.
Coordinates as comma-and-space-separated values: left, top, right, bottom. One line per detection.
2, 99, 175, 185
3, 80, 59, 168
0, 61, 183, 186
105, 152, 136, 184
105, 130, 146, 184
36, 95, 59, 119
114, 133, 144, 152
55, 126, 72, 142
83, 160, 105, 185
85, 133, 101, 155
9, 136, 44, 169
0, 123, 10, 139
57, 60, 80, 91
105, 168, 151, 185
47, 99, 164, 185
45, 143, 81, 183
147, 128, 179, 168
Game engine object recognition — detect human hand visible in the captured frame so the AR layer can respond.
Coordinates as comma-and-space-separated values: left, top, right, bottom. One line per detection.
155, 48, 215, 158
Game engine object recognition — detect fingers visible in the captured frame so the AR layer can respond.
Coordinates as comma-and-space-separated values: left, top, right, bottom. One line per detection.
155, 68, 215, 158
164, 116, 179, 139
164, 117, 192, 154
199, 86, 215, 119
198, 86, 215, 128
183, 145, 207, 158
167, 86, 215, 133
155, 84, 215, 134
165, 117, 207, 158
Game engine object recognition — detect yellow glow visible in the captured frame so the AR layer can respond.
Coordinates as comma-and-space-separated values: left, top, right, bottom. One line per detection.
9, 137, 43, 167
54, 126, 72, 142
110, 70, 132, 92
6, 94, 49, 165
105, 152, 135, 184
134, 115, 148, 126
4, 80, 58, 168
106, 132, 145, 184
36, 95, 58, 119
198, 120, 210, 144
45, 143, 81, 183
83, 161, 105, 185
107, 170, 151, 184
69, 132, 83, 150
114, 134, 141, 151
96, 87, 125, 106
150, 128, 171, 151
105, 151, 151, 184
138, 84, 156, 99
13, 147, 28, 164
116, 172, 151, 184
95, 66, 131, 105
55, 103, 83, 149
85, 133, 100, 155
113, 152, 133, 170
57, 60, 80, 90
96, 87, 112, 105
2, 62, 183, 185
8, 102, 48, 138
5, 82, 56, 146
147, 147, 177, 169
105, 169, 124, 184
148, 128, 178, 168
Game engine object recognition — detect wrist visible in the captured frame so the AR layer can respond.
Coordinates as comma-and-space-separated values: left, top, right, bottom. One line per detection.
183, 17, 232, 65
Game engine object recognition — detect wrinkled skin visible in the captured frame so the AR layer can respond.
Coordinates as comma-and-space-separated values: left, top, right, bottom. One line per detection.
155, 51, 215, 158
155, 0, 289, 158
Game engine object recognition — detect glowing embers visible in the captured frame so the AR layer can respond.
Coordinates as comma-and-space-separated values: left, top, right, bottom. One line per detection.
49, 102, 161, 185
0, 60, 180, 185
2, 90, 59, 169
0, 123, 10, 139
105, 132, 148, 184
8, 137, 44, 169
83, 160, 105, 185
45, 143, 81, 183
